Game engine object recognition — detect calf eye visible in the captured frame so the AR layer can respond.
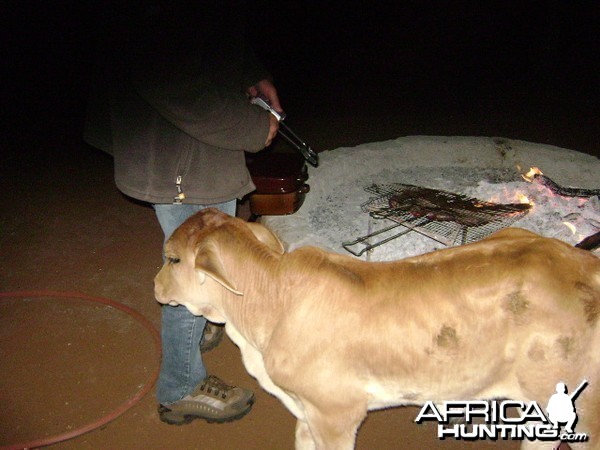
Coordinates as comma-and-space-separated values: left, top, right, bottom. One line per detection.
167, 257, 181, 264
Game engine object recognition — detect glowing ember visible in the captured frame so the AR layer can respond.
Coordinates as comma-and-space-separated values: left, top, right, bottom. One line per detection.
522, 167, 543, 182
517, 193, 532, 205
520, 167, 599, 198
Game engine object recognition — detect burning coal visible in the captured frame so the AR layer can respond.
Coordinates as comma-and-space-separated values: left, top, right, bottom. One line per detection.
522, 167, 600, 198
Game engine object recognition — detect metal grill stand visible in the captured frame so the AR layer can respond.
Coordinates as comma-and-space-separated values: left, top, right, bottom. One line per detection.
343, 183, 531, 256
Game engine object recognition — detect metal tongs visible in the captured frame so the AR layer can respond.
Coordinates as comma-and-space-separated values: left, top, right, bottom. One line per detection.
342, 213, 430, 257
251, 96, 319, 167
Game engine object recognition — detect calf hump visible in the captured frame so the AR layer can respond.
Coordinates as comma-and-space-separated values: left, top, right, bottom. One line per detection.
246, 222, 285, 255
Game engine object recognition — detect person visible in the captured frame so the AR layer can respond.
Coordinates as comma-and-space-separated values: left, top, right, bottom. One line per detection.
84, 2, 281, 424
546, 382, 578, 433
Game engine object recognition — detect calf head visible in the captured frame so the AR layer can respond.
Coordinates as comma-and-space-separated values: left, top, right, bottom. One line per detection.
153, 208, 284, 320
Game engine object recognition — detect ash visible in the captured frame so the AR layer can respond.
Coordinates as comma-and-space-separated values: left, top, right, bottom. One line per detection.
308, 167, 599, 261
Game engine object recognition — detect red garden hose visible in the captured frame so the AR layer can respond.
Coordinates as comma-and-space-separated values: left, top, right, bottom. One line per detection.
0, 291, 161, 450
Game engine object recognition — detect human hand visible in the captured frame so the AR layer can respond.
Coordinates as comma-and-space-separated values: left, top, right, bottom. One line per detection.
265, 113, 279, 147
247, 79, 283, 114
247, 79, 281, 146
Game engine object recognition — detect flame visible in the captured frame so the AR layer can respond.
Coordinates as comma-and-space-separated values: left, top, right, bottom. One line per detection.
517, 193, 532, 205
522, 167, 543, 183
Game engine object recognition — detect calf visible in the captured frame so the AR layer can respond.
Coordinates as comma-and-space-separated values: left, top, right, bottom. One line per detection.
154, 208, 600, 450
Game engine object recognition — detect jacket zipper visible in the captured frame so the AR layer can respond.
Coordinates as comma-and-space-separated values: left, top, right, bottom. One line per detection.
173, 144, 194, 204
173, 175, 185, 204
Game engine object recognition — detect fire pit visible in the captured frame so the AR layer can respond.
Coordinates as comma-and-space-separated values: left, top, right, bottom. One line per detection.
260, 136, 600, 261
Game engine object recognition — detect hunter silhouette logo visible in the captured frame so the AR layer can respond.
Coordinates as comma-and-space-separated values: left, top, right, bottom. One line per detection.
546, 380, 588, 434
415, 379, 590, 443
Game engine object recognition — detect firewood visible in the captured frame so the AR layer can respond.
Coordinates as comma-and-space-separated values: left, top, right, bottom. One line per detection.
575, 231, 600, 251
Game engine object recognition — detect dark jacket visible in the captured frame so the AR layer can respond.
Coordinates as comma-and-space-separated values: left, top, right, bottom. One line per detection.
84, 3, 271, 204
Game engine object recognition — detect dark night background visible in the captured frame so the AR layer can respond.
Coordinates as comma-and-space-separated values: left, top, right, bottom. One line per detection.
2, 1, 599, 163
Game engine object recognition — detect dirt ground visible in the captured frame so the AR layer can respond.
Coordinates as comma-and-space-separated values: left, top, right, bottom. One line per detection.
1, 75, 598, 450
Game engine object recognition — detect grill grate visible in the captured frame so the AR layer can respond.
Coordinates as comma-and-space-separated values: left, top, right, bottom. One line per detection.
343, 183, 531, 256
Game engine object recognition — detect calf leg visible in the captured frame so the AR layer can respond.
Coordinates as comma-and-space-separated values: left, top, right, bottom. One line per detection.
570, 390, 600, 450
295, 420, 316, 450
301, 401, 367, 450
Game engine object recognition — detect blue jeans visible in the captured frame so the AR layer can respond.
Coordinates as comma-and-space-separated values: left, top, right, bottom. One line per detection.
154, 201, 236, 405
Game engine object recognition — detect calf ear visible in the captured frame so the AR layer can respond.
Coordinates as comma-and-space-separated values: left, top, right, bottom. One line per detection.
246, 222, 285, 255
195, 243, 243, 296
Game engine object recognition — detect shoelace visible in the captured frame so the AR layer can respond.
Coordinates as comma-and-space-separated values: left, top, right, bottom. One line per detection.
200, 375, 231, 399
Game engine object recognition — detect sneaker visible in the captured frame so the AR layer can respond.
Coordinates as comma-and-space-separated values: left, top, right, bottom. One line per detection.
200, 322, 225, 353
158, 375, 255, 425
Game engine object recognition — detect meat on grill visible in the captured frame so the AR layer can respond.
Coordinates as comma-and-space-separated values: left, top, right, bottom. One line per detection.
388, 187, 529, 227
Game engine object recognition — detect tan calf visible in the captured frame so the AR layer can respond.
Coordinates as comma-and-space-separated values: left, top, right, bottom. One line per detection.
154, 208, 600, 450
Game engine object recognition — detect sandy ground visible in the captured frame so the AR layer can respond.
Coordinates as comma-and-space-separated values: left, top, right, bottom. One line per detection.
1, 88, 598, 450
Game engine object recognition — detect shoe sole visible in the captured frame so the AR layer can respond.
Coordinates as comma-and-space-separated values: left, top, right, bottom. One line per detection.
159, 397, 254, 425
